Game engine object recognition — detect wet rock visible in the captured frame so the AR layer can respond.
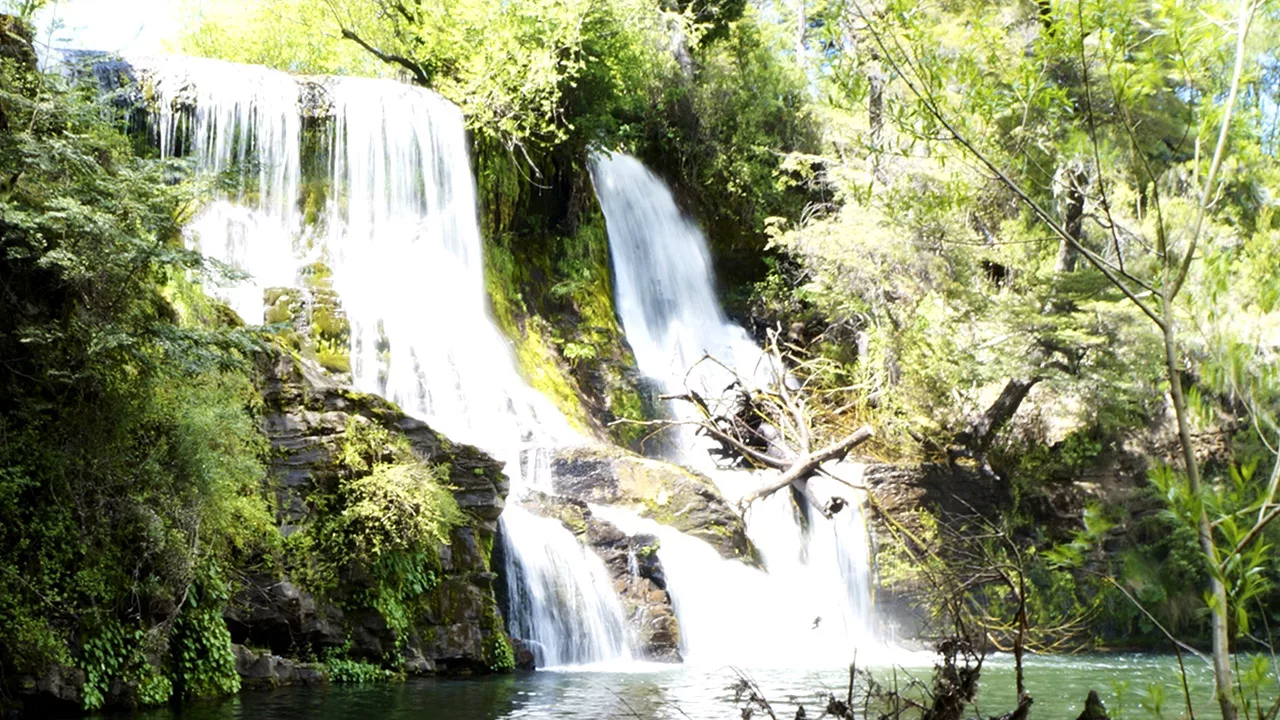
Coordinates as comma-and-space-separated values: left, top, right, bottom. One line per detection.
244, 349, 512, 673
510, 638, 537, 670
1076, 690, 1109, 720
549, 443, 759, 565
15, 664, 85, 710
521, 491, 683, 662
232, 645, 328, 689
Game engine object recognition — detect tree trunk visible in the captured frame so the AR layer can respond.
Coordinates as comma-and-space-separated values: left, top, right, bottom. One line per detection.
1054, 164, 1086, 273
740, 427, 874, 510
1163, 306, 1236, 720
869, 59, 886, 183
957, 377, 1041, 454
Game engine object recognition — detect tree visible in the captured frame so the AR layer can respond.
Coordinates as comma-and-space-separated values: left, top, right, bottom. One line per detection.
0, 27, 272, 700
840, 0, 1267, 715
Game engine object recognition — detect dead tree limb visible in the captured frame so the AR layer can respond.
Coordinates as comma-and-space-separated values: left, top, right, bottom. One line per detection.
738, 426, 874, 512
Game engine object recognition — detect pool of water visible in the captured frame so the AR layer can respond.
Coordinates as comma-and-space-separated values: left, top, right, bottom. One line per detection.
108, 652, 1253, 720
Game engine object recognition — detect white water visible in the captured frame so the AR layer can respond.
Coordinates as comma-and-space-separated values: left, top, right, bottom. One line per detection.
591, 151, 877, 662
134, 56, 630, 668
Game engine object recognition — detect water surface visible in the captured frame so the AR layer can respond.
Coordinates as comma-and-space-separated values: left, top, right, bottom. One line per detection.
121, 654, 1241, 720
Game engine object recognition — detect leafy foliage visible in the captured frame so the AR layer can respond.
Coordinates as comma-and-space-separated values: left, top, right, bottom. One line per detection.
0, 42, 271, 701
170, 568, 241, 700
284, 418, 465, 655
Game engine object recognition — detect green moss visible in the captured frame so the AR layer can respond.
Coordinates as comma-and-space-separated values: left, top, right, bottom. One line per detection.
479, 604, 515, 673
606, 380, 649, 448
514, 316, 593, 432
479, 533, 496, 571
475, 142, 654, 442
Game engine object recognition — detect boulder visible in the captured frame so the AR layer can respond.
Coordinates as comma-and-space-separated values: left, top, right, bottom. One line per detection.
15, 664, 85, 712
549, 443, 759, 566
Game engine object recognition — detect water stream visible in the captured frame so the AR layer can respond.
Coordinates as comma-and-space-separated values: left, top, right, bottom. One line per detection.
135, 55, 630, 668
591, 151, 877, 662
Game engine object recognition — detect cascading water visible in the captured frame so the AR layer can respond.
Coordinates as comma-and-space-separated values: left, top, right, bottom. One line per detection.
135, 55, 630, 668
591, 151, 876, 663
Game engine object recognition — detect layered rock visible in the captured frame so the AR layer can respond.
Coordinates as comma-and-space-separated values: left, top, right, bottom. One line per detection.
226, 349, 512, 674
520, 492, 681, 662
549, 443, 760, 566
232, 646, 327, 690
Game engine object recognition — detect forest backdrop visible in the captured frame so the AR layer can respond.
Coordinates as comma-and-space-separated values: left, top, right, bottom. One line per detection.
1, 0, 1279, 715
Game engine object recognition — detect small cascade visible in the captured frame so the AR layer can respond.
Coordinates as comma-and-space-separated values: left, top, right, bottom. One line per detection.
501, 507, 632, 666
589, 153, 767, 449
137, 55, 302, 321
591, 151, 877, 661
134, 55, 631, 668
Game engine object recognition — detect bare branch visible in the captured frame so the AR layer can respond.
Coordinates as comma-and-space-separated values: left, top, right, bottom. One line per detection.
339, 27, 432, 87
738, 427, 874, 511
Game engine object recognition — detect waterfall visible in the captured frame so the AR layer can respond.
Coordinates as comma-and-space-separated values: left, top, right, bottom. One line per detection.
134, 55, 631, 668
591, 151, 876, 662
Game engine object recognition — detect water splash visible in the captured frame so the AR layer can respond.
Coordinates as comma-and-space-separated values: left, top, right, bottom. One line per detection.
134, 55, 630, 668
591, 150, 877, 662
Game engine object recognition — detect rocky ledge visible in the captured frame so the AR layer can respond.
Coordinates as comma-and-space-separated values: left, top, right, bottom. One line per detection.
225, 349, 513, 674
520, 491, 682, 662
549, 443, 760, 566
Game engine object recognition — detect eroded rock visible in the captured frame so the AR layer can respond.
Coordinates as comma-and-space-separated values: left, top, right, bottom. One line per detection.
230, 349, 512, 674
232, 645, 327, 689
521, 491, 682, 662
549, 443, 759, 566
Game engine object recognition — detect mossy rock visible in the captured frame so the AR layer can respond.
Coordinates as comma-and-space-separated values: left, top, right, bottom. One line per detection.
548, 443, 760, 566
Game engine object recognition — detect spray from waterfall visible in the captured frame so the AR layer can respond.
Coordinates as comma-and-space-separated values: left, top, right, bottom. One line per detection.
134, 55, 631, 668
591, 151, 876, 663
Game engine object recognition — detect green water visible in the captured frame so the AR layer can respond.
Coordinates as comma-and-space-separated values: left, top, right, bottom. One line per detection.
99, 653, 1272, 720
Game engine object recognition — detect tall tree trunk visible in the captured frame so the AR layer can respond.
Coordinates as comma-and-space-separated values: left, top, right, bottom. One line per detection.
1054, 164, 1086, 273
1163, 305, 1235, 720
869, 57, 886, 183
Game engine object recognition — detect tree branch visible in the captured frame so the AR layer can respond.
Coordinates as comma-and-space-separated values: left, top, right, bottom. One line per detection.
738, 426, 874, 510
340, 27, 431, 87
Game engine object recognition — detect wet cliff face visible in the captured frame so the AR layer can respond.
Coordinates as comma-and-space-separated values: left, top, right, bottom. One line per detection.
474, 139, 657, 450
518, 491, 682, 663
240, 348, 513, 675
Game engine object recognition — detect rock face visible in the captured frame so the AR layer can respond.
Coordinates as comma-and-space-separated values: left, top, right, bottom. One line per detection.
13, 665, 85, 714
549, 443, 760, 566
862, 462, 1006, 524
226, 349, 512, 674
232, 645, 327, 689
521, 492, 682, 662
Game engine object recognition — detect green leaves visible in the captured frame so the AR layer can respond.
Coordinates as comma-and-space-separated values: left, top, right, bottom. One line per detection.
0, 53, 272, 692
